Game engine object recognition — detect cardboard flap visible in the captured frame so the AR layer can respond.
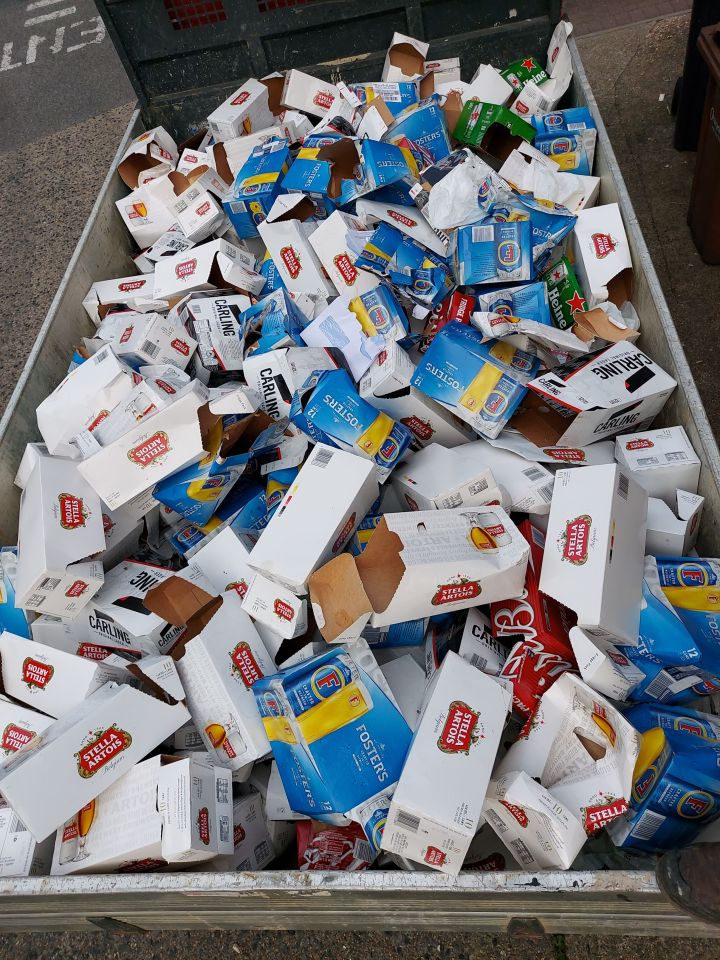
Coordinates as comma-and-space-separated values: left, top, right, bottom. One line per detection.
167, 170, 192, 196
126, 661, 182, 705
144, 575, 222, 635
607, 268, 634, 308
440, 91, 464, 138
308, 553, 372, 643
388, 42, 426, 79
208, 144, 234, 186
118, 150, 161, 189
572, 307, 639, 345
262, 74, 286, 117
316, 140, 361, 199
511, 392, 574, 448
355, 517, 407, 614
219, 410, 274, 458
269, 195, 317, 224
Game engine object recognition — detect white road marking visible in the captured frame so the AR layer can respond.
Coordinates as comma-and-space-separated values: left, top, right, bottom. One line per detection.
26, 0, 70, 10
24, 6, 76, 26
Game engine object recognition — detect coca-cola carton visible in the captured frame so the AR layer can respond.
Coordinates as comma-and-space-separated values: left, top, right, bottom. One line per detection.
0, 696, 53, 767
297, 820, 374, 871
381, 651, 510, 875
391, 443, 501, 512
308, 211, 380, 297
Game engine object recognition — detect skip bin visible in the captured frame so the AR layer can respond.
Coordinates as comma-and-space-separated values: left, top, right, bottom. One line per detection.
0, 2, 719, 935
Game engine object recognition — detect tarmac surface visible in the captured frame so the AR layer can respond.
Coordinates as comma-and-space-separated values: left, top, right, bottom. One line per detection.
2, 2, 720, 955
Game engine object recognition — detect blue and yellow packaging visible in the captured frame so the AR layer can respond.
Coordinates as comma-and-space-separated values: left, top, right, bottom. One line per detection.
349, 82, 419, 117
349, 284, 409, 342
223, 139, 291, 239
454, 220, 533, 285
412, 320, 540, 439
168, 478, 268, 555
624, 703, 720, 745
241, 288, 306, 356
258, 250, 286, 293
0, 550, 30, 639
265, 466, 299, 519
383, 96, 452, 167
475, 280, 552, 326
531, 108, 597, 175
656, 557, 720, 659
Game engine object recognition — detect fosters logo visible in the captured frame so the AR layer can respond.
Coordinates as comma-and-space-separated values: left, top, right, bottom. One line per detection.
559, 514, 592, 565
76, 725, 132, 778
128, 431, 171, 468
333, 253, 358, 285
58, 493, 87, 530
229, 641, 264, 688
437, 700, 480, 755
498, 240, 520, 267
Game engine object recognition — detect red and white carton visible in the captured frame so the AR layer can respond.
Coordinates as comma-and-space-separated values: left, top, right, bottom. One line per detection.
207, 78, 275, 141
116, 183, 178, 248
117, 127, 178, 189
309, 211, 379, 297
77, 380, 209, 510
133, 223, 196, 274
241, 574, 308, 640
244, 346, 340, 421
0, 696, 53, 767
108, 312, 197, 371
614, 425, 701, 506
187, 527, 256, 600
568, 627, 645, 701
452, 441, 555, 516
280, 70, 341, 117
153, 238, 264, 301
158, 755, 233, 863
309, 507, 529, 643
424, 57, 461, 85
356, 199, 449, 258
646, 490, 704, 555
483, 771, 586, 870
211, 792, 281, 871
177, 149, 209, 175
0, 633, 128, 720
571, 203, 633, 308
487, 431, 616, 469
248, 444, 378, 595
495, 673, 641, 839
391, 443, 501, 512
14, 456, 105, 619
82, 276, 168, 325
258, 195, 336, 297
297, 820, 373, 871
382, 33, 429, 82
98, 503, 144, 571
465, 64, 514, 105
381, 651, 510, 875
29, 614, 122, 662
0, 677, 189, 842
539, 464, 647, 646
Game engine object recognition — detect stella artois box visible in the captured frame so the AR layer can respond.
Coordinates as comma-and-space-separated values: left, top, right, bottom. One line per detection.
381, 652, 510, 875
483, 771, 586, 870
0, 807, 54, 877
0, 696, 53, 767
614, 426, 701, 506
379, 654, 426, 731
0, 680, 189, 841
280, 70, 340, 118
117, 126, 178, 189
309, 506, 529, 644
571, 203, 632, 308
0, 633, 129, 720
568, 626, 645, 701
308, 211, 379, 298
391, 443, 501, 513
109, 312, 198, 371
207, 78, 275, 142
645, 490, 704, 556
30, 614, 123, 662
539, 464, 647, 646
36, 345, 137, 458
244, 346, 340, 422
382, 33, 429, 83
153, 238, 264, 302
248, 445, 378, 596
451, 440, 555, 516
487, 431, 616, 469
187, 527, 256, 601
77, 380, 209, 510
495, 673, 641, 839
158, 755, 233, 862
14, 456, 105, 619
241, 574, 308, 641
355, 199, 449, 259
82, 276, 168, 326
98, 503, 144, 571
258, 195, 336, 297
359, 342, 473, 450
209, 792, 278, 871
116, 182, 178, 249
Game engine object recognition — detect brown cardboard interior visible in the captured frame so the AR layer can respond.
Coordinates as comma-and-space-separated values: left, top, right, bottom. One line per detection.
126, 662, 184, 706
511, 391, 577, 447
207, 253, 254, 292
262, 75, 286, 117
272, 196, 317, 224
118, 151, 162, 190
316, 140, 361, 199
355, 517, 406, 612
482, 125, 527, 163
439, 91, 464, 140
144, 576, 223, 655
607, 268, 634, 308
388, 42, 425, 79
308, 553, 371, 642
218, 410, 274, 459
362, 98, 395, 130
572, 306, 639, 345
575, 730, 607, 762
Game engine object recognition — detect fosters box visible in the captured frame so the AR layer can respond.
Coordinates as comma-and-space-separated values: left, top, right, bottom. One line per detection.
381, 651, 510, 875
308, 506, 529, 643
244, 346, 340, 421
224, 139, 292, 239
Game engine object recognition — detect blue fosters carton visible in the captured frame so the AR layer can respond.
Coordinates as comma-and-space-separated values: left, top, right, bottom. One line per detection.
168, 478, 268, 555
475, 280, 552, 326
223, 139, 291, 239
383, 96, 452, 168
290, 368, 412, 482
254, 648, 412, 819
241, 288, 306, 355
531, 108, 598, 176
412, 321, 540, 439
454, 220, 533, 285
349, 82, 419, 117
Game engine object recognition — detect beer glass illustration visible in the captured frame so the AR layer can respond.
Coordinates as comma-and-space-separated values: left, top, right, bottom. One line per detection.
74, 799, 96, 861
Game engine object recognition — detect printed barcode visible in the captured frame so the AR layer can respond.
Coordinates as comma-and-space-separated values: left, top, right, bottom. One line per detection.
254, 840, 271, 864
509, 837, 535, 866
26, 594, 45, 608
484, 810, 507, 834
666, 451, 689, 462
92, 352, 107, 365
168, 239, 187, 252
631, 809, 666, 842
395, 809, 421, 833
140, 340, 160, 359
312, 448, 334, 469
537, 483, 554, 504
216, 778, 230, 804
469, 653, 489, 670
471, 225, 494, 243
237, 857, 251, 870
468, 478, 489, 495
219, 815, 230, 844
39, 577, 61, 591
353, 839, 374, 863
617, 471, 630, 502
445, 492, 463, 508
523, 467, 545, 481
9, 815, 27, 835
636, 456, 659, 466
643, 670, 674, 701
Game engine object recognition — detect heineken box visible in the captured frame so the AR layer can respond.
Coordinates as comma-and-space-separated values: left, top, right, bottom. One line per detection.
453, 101, 535, 162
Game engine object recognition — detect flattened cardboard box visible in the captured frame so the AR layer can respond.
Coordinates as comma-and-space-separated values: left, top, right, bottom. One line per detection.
309, 211, 380, 297
0, 695, 53, 767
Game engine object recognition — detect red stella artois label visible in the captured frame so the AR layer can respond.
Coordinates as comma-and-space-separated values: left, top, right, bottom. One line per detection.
543, 447, 585, 462
583, 798, 628, 834
171, 338, 190, 356
591, 232, 617, 259
234, 823, 246, 846
22, 657, 54, 689
388, 209, 417, 228
63, 821, 79, 843
195, 201, 211, 217
230, 641, 264, 687
313, 90, 335, 110
231, 90, 250, 106
58, 492, 86, 530
102, 513, 114, 534
127, 431, 171, 468
401, 415, 433, 441
77, 642, 112, 662
197, 807, 211, 845
470, 853, 506, 872
2, 723, 36, 753
424, 846, 446, 867
626, 438, 653, 450
156, 379, 175, 395
274, 599, 294, 622
175, 258, 197, 279
437, 700, 480, 754
561, 514, 592, 565
65, 580, 89, 599
280, 245, 301, 279
431, 579, 481, 606
88, 410, 110, 432
118, 279, 146, 292
499, 799, 529, 828
333, 253, 358, 285
222, 738, 237, 760
119, 325, 134, 344
227, 579, 248, 600
76, 725, 133, 778
332, 513, 356, 553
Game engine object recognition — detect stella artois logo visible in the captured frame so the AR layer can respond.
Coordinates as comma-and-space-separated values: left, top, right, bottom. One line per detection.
437, 701, 480, 754
404, 493, 419, 511
559, 514, 592, 565
500, 799, 529, 828
591, 232, 617, 259
195, 201, 211, 217
626, 438, 653, 450
424, 846, 446, 867
88, 410, 109, 432
197, 807, 211, 845
63, 821, 79, 842
514, 99, 530, 115
222, 738, 237, 760
76, 725, 132, 778
58, 493, 87, 530
118, 280, 146, 292
234, 823, 246, 846
388, 209, 417, 228
333, 253, 357, 285
313, 90, 335, 110
77, 642, 112, 662
22, 657, 53, 689
175, 258, 197, 279
156, 379, 175, 395
543, 447, 585, 462
274, 599, 294, 622
280, 245, 301, 279
582, 798, 628, 834
171, 338, 190, 356
401, 415, 433, 441
431, 576, 481, 606
1, 723, 36, 754
65, 580, 89, 598
332, 513, 356, 553
119, 325, 134, 344
102, 513, 114, 534
127, 431, 171, 468
231, 90, 251, 106
230, 641, 264, 688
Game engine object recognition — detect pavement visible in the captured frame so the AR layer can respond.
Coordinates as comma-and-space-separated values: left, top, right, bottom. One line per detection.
2, 0, 720, 954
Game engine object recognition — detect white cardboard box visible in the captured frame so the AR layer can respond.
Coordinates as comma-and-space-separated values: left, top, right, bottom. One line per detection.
211, 792, 279, 871
241, 573, 308, 640
248, 444, 379, 594
614, 426, 701, 505
458, 608, 507, 676
379, 655, 426, 731
646, 491, 704, 555
571, 203, 633, 308
257, 195, 336, 297
117, 126, 178, 189
157, 755, 233, 862
568, 627, 645, 701
116, 184, 178, 248
187, 526, 256, 599
391, 443, 500, 512
111, 312, 197, 370
280, 70, 341, 117
153, 238, 264, 301
243, 346, 340, 421
207, 78, 275, 142
382, 33, 429, 82
0, 808, 53, 877
355, 199, 449, 259
381, 651, 510, 875
0, 696, 53, 767
82, 276, 168, 326
308, 211, 379, 297
539, 464, 647, 646
452, 440, 555, 516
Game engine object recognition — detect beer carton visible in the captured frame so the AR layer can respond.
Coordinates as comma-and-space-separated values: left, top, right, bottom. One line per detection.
207, 79, 275, 142
158, 756, 233, 862
514, 342, 677, 448
453, 101, 535, 162
571, 203, 633, 308
116, 183, 178, 249
0, 808, 54, 877
452, 440, 554, 515
0, 633, 129, 719
280, 70, 341, 117
348, 81, 419, 117
454, 220, 533, 286
381, 651, 510, 875
145, 171, 229, 243
379, 654, 425, 731
117, 126, 178, 189
0, 677, 189, 841
132, 223, 196, 273
356, 199, 449, 259
459, 608, 507, 676
646, 492, 704, 556
14, 456, 105, 619
82, 277, 168, 325
244, 347, 341, 422
241, 574, 308, 640
539, 464, 647, 646
211, 792, 279, 871
487, 431, 616, 469
568, 627, 645, 702
258, 195, 336, 296
464, 65, 514, 106
0, 696, 53, 766
248, 445, 378, 595
153, 238, 264, 301
144, 579, 274, 770
383, 33, 429, 82
391, 443, 501, 512
109, 312, 198, 370
99, 504, 144, 571
300, 298, 384, 382
308, 211, 379, 298
186, 526, 255, 599
29, 613, 117, 661
181, 293, 250, 381
614, 426, 701, 506
77, 381, 210, 510
308, 506, 529, 643
224, 139, 292, 239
